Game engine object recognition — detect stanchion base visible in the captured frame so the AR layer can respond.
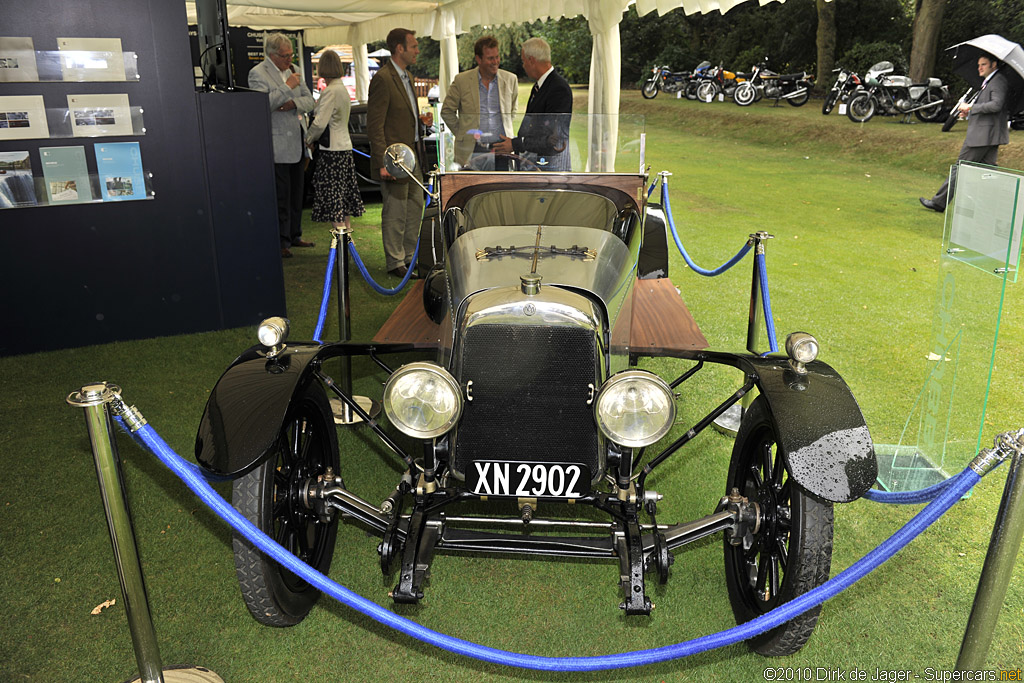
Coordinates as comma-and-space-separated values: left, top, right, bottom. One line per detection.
712, 404, 742, 438
331, 396, 381, 425
127, 666, 224, 683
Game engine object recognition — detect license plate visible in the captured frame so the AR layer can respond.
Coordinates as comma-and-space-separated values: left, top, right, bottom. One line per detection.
467, 461, 590, 498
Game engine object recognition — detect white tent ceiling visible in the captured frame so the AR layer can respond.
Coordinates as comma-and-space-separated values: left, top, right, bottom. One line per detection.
185, 0, 787, 169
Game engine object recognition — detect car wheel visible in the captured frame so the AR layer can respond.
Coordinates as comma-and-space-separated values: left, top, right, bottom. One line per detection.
723, 396, 834, 656
232, 379, 340, 627
846, 93, 875, 123
733, 84, 756, 107
641, 80, 659, 99
821, 91, 838, 115
915, 92, 944, 122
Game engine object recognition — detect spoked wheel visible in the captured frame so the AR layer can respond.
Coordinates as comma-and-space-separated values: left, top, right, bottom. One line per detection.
641, 80, 659, 99
846, 93, 875, 123
787, 90, 810, 107
723, 396, 834, 656
685, 82, 700, 100
821, 90, 838, 115
696, 81, 719, 103
915, 92, 945, 122
733, 83, 756, 107
232, 379, 340, 627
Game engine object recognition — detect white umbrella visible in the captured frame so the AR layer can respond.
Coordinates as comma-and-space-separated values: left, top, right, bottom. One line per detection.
947, 34, 1024, 113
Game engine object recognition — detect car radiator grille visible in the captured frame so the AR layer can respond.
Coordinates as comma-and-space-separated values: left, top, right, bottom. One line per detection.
453, 324, 600, 476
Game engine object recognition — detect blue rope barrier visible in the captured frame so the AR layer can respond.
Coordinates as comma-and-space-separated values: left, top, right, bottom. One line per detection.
863, 476, 957, 504
755, 252, 779, 354
312, 241, 337, 343
661, 181, 752, 276
348, 235, 421, 296
647, 179, 658, 198
353, 148, 370, 159
120, 416, 984, 672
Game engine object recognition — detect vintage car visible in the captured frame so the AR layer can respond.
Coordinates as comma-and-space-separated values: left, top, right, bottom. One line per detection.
195, 136, 877, 656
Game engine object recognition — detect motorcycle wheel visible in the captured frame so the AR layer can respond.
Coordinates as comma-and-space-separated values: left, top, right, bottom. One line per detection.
846, 93, 875, 123
232, 379, 340, 627
696, 81, 719, 103
734, 83, 756, 107
723, 396, 834, 656
915, 91, 945, 122
821, 90, 838, 115
685, 82, 699, 100
641, 80, 659, 99
787, 90, 810, 107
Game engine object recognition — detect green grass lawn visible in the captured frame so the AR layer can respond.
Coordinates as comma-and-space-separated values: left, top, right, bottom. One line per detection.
2, 89, 1022, 682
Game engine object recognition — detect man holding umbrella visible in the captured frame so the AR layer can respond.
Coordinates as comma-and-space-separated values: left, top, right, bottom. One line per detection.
920, 36, 1021, 212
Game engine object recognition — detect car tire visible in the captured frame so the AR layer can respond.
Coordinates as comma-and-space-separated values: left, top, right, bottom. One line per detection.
733, 83, 756, 107
232, 379, 340, 627
641, 80, 659, 99
723, 396, 834, 656
846, 93, 875, 123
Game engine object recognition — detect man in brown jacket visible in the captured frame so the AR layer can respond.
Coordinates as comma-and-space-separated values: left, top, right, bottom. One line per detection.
367, 28, 424, 278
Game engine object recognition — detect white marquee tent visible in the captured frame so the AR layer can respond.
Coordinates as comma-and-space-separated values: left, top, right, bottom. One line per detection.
185, 0, 787, 169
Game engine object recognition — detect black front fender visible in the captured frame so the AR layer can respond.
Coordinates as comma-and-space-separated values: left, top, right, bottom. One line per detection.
739, 354, 876, 503
194, 343, 326, 478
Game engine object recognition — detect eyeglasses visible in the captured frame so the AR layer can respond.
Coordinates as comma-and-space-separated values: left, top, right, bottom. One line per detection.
277, 52, 293, 60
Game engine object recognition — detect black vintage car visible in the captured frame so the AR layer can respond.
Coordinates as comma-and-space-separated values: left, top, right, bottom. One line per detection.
196, 141, 876, 656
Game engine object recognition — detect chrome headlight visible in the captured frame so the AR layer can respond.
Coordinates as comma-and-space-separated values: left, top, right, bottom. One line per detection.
785, 331, 819, 374
257, 317, 289, 356
383, 362, 463, 439
594, 370, 675, 448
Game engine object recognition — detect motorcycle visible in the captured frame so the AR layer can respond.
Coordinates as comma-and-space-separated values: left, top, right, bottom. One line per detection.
695, 64, 746, 102
821, 67, 862, 115
641, 65, 691, 99
733, 61, 813, 107
683, 61, 713, 100
846, 61, 948, 123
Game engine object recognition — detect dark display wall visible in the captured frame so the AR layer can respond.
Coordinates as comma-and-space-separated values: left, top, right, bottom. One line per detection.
1, 0, 285, 355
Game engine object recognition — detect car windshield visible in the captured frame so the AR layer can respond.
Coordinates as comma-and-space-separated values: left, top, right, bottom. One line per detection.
462, 189, 620, 232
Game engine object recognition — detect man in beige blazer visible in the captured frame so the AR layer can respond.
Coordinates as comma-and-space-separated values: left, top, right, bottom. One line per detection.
367, 28, 426, 278
441, 35, 518, 169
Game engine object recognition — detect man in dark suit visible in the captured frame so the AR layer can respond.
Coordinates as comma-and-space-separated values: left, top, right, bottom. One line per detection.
367, 28, 425, 278
492, 37, 572, 171
921, 53, 1011, 212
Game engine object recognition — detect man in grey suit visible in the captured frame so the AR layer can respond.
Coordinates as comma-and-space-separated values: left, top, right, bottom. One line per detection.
249, 33, 316, 257
921, 53, 1011, 212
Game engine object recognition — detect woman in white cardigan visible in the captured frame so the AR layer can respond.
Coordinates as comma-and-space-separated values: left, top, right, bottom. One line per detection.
306, 49, 364, 230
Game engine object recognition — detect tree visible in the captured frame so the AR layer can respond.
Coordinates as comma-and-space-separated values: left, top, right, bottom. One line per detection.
909, 0, 947, 80
815, 0, 837, 92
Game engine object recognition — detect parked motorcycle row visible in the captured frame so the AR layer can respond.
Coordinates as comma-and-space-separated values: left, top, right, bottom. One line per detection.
642, 59, 814, 107
822, 61, 949, 123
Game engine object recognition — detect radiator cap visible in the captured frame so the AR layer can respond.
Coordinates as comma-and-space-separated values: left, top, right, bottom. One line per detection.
521, 273, 542, 295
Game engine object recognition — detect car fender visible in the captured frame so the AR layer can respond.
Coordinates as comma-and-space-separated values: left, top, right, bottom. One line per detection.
194, 343, 327, 478
740, 354, 876, 503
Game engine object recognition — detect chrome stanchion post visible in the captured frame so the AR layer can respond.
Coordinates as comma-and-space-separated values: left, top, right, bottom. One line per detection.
330, 227, 381, 425
714, 232, 773, 437
956, 429, 1024, 670
67, 382, 164, 683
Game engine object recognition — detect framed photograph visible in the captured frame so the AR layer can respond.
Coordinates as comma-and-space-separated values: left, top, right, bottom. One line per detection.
94, 141, 146, 201
0, 150, 38, 208
57, 37, 126, 82
0, 95, 50, 141
0, 37, 39, 82
40, 146, 93, 204
67, 94, 132, 137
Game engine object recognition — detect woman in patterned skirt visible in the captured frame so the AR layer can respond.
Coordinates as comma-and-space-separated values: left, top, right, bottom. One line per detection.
306, 49, 364, 230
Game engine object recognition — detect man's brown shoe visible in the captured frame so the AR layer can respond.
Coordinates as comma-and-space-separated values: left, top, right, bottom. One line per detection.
293, 238, 315, 248
388, 265, 408, 278
281, 247, 293, 258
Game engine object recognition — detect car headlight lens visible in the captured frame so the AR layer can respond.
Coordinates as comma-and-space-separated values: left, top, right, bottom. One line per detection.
257, 317, 289, 347
786, 332, 819, 363
595, 370, 675, 448
383, 362, 463, 439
